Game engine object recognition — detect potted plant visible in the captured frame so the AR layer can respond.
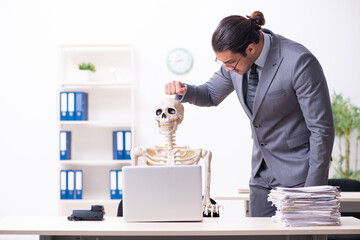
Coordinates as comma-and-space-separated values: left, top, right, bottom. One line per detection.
331, 92, 360, 180
77, 62, 96, 81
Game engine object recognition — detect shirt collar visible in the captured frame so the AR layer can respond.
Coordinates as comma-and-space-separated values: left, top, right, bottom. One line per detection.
254, 31, 271, 68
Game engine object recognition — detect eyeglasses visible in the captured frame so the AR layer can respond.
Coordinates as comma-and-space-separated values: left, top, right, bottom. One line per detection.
215, 55, 242, 71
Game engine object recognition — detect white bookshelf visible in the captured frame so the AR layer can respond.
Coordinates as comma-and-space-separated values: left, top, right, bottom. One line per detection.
58, 44, 135, 216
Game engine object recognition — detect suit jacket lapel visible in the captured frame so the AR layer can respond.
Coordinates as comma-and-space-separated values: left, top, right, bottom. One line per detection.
252, 32, 283, 119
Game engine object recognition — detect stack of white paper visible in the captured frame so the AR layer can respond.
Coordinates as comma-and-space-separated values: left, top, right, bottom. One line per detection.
268, 185, 341, 227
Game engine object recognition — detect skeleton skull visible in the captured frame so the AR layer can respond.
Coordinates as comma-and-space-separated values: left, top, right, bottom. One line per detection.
155, 98, 184, 135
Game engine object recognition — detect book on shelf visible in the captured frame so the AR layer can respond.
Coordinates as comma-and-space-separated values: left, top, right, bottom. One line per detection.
67, 170, 75, 199
60, 92, 68, 120
124, 130, 132, 159
113, 131, 124, 160
60, 131, 71, 160
60, 170, 67, 199
59, 91, 88, 121
75, 92, 88, 120
117, 169, 123, 199
67, 92, 75, 120
110, 169, 123, 199
113, 130, 132, 160
75, 170, 83, 199
60, 169, 83, 200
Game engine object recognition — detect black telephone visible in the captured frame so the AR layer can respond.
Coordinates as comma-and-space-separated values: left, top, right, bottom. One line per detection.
67, 205, 105, 221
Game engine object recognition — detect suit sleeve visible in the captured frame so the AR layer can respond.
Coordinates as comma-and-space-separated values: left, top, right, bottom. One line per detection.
292, 53, 335, 186
176, 66, 235, 106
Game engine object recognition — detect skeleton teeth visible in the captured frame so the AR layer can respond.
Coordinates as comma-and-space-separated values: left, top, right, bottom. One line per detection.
160, 123, 173, 126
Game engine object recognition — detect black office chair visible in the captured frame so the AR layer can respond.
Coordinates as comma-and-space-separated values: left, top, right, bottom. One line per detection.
117, 200, 123, 217
328, 178, 360, 219
329, 178, 360, 192
328, 178, 360, 240
117, 197, 220, 217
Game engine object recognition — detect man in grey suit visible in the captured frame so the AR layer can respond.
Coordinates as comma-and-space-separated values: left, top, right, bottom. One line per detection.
165, 11, 335, 217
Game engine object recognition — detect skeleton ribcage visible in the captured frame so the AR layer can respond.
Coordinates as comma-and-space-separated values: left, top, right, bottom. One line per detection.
144, 146, 200, 166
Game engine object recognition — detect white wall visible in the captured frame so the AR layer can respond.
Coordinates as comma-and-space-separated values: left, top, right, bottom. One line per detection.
0, 0, 359, 219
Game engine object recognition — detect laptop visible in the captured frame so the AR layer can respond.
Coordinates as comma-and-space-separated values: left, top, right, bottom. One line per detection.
122, 165, 203, 222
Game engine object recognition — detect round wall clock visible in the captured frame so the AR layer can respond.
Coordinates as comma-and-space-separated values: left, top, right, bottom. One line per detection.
166, 48, 193, 75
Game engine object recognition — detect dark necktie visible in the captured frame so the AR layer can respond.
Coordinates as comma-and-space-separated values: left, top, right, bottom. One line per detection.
246, 64, 258, 114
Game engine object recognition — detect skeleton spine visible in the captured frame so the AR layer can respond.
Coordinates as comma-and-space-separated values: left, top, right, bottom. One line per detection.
165, 134, 176, 149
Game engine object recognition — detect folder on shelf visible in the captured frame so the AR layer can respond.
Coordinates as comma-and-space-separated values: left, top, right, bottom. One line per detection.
67, 92, 75, 121
60, 92, 68, 121
110, 170, 118, 199
75, 170, 83, 199
59, 131, 71, 160
75, 92, 88, 121
67, 170, 75, 199
117, 169, 123, 200
60, 170, 68, 199
113, 131, 124, 160
124, 130, 132, 160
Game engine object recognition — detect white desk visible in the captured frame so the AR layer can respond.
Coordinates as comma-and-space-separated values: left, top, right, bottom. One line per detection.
214, 191, 360, 201
214, 191, 360, 216
0, 216, 359, 240
337, 192, 360, 212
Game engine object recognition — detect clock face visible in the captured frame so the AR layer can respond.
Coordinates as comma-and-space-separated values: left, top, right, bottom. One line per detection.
167, 48, 193, 75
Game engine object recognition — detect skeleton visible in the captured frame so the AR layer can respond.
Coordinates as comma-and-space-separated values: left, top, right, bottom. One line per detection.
131, 98, 220, 216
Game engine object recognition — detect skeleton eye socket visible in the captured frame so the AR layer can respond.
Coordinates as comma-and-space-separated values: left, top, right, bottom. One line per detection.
156, 109, 162, 116
168, 108, 176, 114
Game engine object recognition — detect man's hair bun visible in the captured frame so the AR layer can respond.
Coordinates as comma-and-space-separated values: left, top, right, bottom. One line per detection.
248, 11, 266, 26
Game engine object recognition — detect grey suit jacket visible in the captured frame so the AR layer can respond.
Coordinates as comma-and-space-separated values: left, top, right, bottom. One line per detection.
177, 29, 335, 187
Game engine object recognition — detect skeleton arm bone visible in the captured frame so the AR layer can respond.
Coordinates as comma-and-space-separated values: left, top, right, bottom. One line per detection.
130, 147, 145, 166
201, 149, 220, 216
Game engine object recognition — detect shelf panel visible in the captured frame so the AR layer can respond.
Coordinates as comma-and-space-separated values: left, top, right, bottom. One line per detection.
59, 160, 132, 166
59, 199, 120, 204
59, 121, 132, 127
60, 81, 133, 88
61, 45, 133, 53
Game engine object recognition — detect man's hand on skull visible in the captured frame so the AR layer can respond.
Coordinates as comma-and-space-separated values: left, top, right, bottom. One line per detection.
165, 81, 187, 95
